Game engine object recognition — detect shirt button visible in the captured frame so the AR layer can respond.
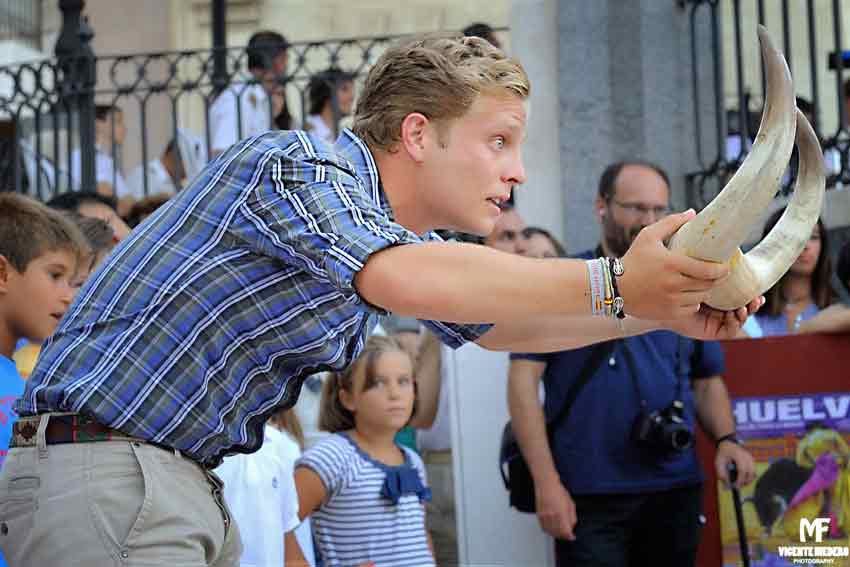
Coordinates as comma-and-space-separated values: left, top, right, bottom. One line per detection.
120, 550, 129, 558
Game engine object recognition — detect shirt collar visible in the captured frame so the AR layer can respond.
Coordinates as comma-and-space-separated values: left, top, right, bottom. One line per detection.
334, 128, 395, 220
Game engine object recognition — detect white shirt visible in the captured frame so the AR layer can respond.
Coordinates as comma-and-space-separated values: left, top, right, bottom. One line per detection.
70, 146, 130, 198
209, 79, 271, 154
304, 114, 335, 144
277, 430, 316, 567
215, 425, 306, 567
125, 159, 177, 200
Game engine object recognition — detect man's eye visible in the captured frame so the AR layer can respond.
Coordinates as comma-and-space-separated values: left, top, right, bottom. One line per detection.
493, 137, 505, 149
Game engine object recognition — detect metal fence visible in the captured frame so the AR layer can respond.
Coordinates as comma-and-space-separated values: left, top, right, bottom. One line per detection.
0, 28, 413, 204
0, 0, 42, 51
685, 0, 850, 209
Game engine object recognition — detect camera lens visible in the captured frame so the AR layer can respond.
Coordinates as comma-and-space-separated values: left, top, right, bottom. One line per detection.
669, 426, 694, 451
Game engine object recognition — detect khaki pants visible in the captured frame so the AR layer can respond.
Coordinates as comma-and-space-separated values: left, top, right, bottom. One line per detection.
0, 419, 242, 567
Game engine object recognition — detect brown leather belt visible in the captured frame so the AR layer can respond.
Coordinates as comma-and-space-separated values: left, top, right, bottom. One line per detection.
11, 413, 145, 449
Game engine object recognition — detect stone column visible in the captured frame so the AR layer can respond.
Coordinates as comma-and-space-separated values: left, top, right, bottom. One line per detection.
510, 0, 564, 243
555, 0, 716, 253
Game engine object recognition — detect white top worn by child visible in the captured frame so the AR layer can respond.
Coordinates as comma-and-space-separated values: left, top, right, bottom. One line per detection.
287, 336, 434, 567
216, 424, 316, 567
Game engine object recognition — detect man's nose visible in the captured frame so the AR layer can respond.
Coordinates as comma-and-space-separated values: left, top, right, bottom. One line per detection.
503, 153, 527, 186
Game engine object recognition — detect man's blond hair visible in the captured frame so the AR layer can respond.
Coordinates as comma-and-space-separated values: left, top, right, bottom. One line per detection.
352, 34, 530, 152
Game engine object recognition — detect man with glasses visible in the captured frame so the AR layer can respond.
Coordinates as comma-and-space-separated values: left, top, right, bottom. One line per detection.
507, 161, 756, 567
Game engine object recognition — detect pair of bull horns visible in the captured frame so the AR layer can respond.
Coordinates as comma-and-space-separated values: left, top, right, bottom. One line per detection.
668, 25, 826, 310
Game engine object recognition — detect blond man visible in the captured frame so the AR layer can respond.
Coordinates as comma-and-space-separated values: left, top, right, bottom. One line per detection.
5, 36, 756, 566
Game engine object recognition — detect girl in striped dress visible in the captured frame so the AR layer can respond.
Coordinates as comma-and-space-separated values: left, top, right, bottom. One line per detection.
285, 336, 434, 567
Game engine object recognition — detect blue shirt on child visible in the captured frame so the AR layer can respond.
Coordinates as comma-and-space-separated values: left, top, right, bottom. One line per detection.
0, 355, 25, 471
0, 355, 26, 567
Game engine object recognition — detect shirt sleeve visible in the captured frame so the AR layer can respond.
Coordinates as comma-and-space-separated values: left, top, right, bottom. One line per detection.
238, 152, 425, 307
420, 320, 493, 350
689, 340, 725, 379
295, 435, 351, 498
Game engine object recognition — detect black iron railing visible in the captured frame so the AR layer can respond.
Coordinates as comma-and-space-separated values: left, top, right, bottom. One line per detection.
685, 0, 850, 209
0, 30, 411, 202
0, 0, 42, 51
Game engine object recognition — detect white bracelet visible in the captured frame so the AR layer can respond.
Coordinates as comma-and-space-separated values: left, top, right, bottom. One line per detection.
586, 258, 606, 316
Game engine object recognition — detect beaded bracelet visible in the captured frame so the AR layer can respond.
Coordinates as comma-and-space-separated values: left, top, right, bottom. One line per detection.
608, 257, 626, 319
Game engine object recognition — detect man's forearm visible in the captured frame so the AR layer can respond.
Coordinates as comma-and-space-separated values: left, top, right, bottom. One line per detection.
507, 365, 561, 485
478, 314, 659, 352
693, 376, 737, 441
356, 242, 593, 323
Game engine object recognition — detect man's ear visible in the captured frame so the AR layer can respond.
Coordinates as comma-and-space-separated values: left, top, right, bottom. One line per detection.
594, 197, 607, 222
399, 113, 431, 163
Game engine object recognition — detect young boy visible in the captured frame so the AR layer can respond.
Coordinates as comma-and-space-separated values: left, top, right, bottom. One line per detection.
13, 212, 115, 379
0, 193, 86, 566
0, 192, 88, 445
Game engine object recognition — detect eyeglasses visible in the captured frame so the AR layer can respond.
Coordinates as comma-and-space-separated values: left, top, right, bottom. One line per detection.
610, 200, 670, 218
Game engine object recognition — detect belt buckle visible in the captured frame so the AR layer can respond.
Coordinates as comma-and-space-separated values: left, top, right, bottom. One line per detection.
12, 419, 39, 446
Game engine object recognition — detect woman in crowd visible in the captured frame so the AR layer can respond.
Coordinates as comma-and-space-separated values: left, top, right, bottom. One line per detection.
743, 207, 834, 337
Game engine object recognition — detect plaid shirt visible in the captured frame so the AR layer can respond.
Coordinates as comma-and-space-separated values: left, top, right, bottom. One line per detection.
17, 129, 491, 467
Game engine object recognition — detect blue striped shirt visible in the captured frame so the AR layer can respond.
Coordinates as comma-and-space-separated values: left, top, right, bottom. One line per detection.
298, 433, 434, 567
16, 129, 490, 467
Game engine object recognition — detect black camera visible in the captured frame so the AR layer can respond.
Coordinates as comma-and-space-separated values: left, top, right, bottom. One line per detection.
632, 400, 694, 455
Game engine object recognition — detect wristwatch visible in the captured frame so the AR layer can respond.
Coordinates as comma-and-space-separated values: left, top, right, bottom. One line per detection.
715, 433, 744, 448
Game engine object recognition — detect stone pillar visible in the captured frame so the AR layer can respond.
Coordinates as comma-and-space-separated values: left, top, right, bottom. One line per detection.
510, 0, 564, 244
556, 0, 716, 253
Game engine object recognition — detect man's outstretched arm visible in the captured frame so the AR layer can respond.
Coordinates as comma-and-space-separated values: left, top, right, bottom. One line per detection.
356, 211, 724, 322
355, 211, 758, 351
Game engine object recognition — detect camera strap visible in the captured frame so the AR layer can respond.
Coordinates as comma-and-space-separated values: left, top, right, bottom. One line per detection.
620, 335, 689, 410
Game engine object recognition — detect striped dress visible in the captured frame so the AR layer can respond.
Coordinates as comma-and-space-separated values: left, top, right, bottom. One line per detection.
297, 432, 434, 566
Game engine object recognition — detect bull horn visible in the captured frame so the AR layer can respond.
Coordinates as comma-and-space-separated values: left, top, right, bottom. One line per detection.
668, 25, 798, 307
705, 109, 825, 310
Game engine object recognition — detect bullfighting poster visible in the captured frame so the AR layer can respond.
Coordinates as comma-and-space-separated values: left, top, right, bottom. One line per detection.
718, 393, 850, 566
